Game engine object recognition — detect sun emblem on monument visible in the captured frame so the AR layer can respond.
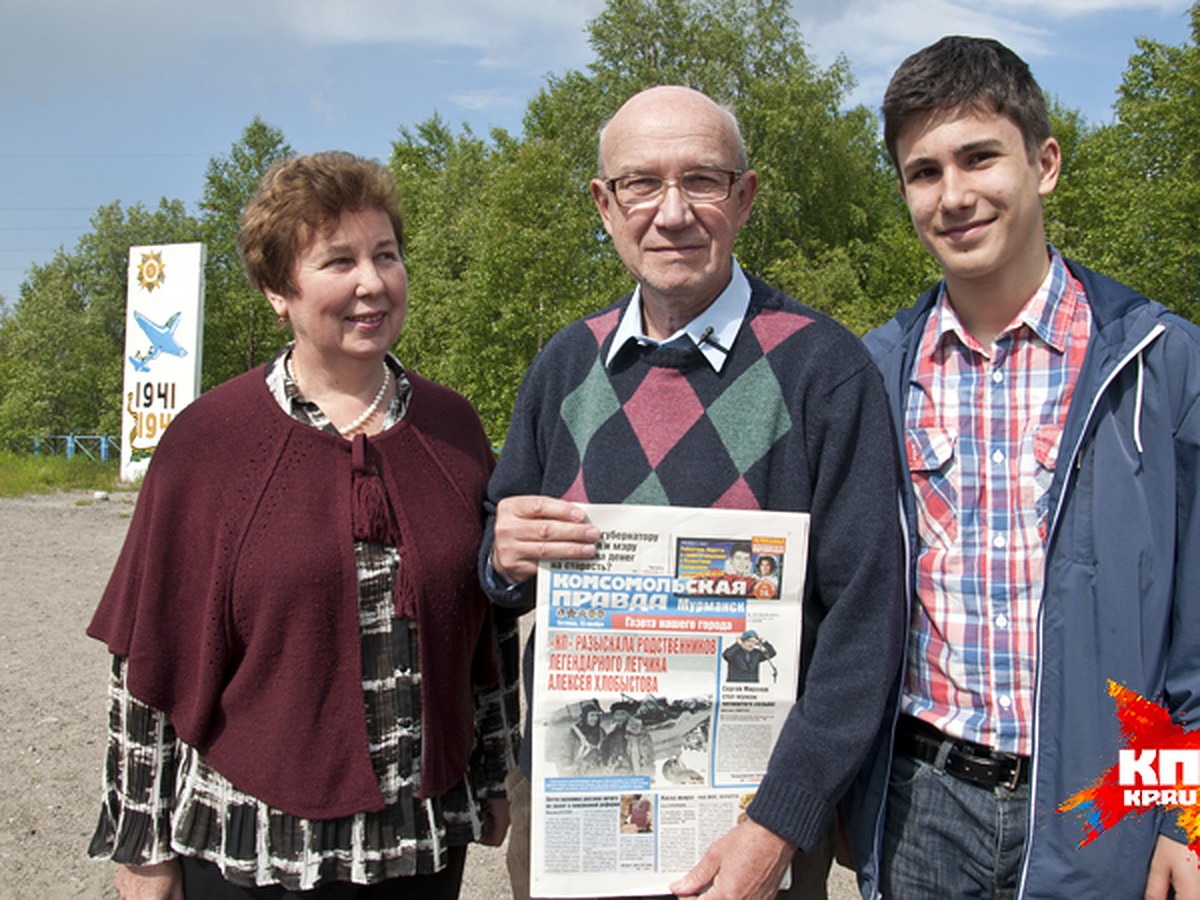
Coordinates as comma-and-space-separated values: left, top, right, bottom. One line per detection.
138, 251, 166, 292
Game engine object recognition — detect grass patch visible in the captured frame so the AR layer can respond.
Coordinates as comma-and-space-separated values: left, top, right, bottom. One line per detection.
0, 451, 127, 498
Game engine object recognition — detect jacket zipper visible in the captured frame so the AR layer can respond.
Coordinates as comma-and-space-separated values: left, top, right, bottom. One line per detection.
1017, 322, 1165, 896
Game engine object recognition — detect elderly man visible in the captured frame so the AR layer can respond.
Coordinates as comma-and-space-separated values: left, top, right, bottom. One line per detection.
482, 85, 903, 900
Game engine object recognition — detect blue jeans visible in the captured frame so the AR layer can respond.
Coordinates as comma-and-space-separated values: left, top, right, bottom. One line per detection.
880, 752, 1029, 899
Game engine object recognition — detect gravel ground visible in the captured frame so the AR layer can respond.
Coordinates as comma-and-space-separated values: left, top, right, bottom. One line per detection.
0, 490, 856, 900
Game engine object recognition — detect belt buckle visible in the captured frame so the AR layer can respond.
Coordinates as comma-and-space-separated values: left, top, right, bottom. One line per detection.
999, 754, 1025, 790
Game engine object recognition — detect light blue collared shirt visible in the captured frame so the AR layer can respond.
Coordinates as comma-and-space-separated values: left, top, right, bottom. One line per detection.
603, 259, 751, 373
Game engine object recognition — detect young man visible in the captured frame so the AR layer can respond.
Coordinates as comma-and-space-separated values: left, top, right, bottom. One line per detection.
852, 36, 1200, 898
482, 85, 904, 900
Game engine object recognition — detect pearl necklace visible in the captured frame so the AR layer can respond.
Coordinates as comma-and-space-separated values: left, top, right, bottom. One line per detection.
287, 354, 391, 436
339, 364, 391, 435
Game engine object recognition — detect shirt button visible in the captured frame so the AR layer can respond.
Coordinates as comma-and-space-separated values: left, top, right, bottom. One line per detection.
999, 695, 1012, 709
993, 534, 1007, 549
996, 614, 1009, 628
992, 449, 1005, 464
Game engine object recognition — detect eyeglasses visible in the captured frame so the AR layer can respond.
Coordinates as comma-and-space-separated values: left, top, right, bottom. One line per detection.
604, 168, 744, 209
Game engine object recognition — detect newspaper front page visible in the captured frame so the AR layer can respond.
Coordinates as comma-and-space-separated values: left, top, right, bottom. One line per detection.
530, 504, 809, 898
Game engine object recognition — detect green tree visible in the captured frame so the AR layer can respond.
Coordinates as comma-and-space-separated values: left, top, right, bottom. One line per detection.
394, 0, 899, 438
393, 117, 627, 438
199, 117, 294, 388
450, 135, 627, 434
16, 0, 1196, 450
576, 0, 894, 265
0, 257, 95, 443
392, 116, 492, 390
1054, 4, 1199, 320
0, 119, 290, 444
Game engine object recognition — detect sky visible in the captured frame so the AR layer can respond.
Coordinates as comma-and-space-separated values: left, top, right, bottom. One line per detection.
0, 0, 1193, 308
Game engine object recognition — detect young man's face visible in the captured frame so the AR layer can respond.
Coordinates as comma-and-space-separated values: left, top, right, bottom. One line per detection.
895, 107, 1060, 298
729, 550, 752, 576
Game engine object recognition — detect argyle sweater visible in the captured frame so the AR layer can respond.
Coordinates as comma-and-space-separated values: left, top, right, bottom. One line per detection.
482, 275, 904, 853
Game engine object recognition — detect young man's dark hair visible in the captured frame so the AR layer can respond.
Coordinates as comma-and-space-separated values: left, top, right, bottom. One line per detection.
882, 35, 1052, 174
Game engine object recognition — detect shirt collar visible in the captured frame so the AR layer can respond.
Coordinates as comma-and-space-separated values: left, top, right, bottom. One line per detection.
265, 342, 412, 431
929, 246, 1075, 357
1017, 247, 1078, 353
604, 259, 751, 373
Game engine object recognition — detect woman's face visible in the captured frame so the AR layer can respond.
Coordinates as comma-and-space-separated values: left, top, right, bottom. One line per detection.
266, 207, 406, 370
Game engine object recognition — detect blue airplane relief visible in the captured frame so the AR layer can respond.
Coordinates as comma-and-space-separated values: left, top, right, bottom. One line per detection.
129, 311, 187, 372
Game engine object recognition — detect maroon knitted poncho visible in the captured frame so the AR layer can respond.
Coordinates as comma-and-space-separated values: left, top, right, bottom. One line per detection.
89, 367, 497, 819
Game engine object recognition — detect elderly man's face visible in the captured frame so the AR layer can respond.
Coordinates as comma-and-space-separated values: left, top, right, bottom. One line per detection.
591, 87, 757, 335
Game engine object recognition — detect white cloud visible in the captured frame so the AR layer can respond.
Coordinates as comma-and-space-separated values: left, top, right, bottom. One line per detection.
986, 0, 1184, 13
276, 0, 601, 49
797, 0, 1048, 69
794, 0, 1189, 68
790, 0, 1189, 114
792, 0, 1050, 111
4, 0, 1189, 120
448, 88, 528, 112
308, 92, 338, 126
1, 0, 603, 99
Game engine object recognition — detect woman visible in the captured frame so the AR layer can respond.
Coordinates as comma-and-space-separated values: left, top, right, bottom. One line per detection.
752, 554, 779, 598
87, 152, 517, 898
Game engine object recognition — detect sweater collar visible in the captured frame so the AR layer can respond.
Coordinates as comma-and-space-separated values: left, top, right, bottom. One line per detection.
604, 259, 751, 373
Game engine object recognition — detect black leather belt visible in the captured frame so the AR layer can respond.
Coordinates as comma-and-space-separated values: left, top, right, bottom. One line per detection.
895, 716, 1030, 790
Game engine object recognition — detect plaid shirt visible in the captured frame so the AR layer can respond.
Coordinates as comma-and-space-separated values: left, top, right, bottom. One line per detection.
89, 348, 520, 890
901, 250, 1091, 755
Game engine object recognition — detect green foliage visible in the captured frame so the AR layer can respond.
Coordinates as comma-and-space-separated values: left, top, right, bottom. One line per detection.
391, 116, 492, 386
762, 213, 940, 336
393, 118, 628, 438
1, 0, 1197, 450
0, 449, 124, 497
1051, 5, 1200, 319
395, 0, 902, 439
586, 0, 805, 99
0, 120, 287, 444
450, 136, 628, 433
199, 117, 294, 388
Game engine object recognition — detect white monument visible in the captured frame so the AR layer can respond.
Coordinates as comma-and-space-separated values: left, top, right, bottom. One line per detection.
119, 243, 206, 481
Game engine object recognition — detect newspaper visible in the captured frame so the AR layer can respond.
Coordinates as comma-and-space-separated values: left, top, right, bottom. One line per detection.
530, 503, 809, 898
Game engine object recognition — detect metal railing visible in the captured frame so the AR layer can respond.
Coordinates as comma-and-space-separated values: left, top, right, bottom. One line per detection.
29, 434, 120, 463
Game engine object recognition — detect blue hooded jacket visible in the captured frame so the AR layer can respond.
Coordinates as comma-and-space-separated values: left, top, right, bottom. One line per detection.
850, 258, 1200, 898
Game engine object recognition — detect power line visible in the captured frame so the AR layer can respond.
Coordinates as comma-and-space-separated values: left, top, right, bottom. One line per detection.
0, 207, 98, 212
0, 153, 210, 159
